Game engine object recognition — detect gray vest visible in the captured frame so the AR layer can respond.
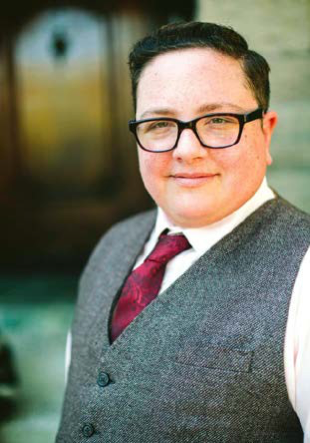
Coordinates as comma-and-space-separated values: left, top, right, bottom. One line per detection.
56, 197, 310, 443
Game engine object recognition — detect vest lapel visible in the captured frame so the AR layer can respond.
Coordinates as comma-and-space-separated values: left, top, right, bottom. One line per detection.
86, 210, 157, 357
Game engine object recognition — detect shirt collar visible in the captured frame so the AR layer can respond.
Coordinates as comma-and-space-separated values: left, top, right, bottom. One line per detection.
153, 177, 275, 255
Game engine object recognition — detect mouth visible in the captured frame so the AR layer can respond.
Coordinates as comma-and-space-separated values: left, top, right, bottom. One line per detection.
170, 172, 219, 187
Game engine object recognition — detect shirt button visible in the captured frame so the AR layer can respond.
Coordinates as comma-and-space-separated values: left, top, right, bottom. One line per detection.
97, 371, 110, 387
82, 423, 95, 438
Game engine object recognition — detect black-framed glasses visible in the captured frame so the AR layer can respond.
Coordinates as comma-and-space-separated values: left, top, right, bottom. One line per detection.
129, 108, 264, 153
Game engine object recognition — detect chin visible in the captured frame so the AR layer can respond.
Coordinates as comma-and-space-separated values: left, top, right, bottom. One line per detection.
166, 205, 216, 228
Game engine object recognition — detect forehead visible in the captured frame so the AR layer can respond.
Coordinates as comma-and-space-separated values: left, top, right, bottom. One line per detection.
136, 48, 256, 117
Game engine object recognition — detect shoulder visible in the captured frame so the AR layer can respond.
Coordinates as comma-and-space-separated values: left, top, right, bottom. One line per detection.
95, 208, 156, 250
228, 195, 310, 266
259, 196, 310, 263
274, 196, 310, 237
104, 209, 157, 239
83, 208, 156, 270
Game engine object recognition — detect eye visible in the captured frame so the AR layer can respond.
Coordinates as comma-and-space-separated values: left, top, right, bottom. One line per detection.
201, 115, 238, 129
139, 120, 177, 136
137, 120, 177, 139
209, 117, 236, 125
148, 121, 173, 130
210, 117, 227, 124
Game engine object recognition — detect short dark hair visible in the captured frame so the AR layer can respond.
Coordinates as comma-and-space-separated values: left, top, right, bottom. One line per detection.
128, 22, 270, 112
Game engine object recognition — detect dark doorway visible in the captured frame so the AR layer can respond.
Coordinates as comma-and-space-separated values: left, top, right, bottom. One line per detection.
0, 1, 195, 272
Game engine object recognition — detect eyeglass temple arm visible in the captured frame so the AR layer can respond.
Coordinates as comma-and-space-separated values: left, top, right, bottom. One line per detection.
244, 108, 264, 123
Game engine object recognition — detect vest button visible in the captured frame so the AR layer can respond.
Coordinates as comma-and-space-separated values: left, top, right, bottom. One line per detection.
97, 371, 110, 387
82, 423, 95, 437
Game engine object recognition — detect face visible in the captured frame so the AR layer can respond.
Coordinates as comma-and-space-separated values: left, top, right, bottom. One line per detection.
136, 48, 277, 227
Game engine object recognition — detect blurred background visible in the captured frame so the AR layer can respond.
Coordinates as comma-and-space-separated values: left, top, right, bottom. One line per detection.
0, 1, 309, 441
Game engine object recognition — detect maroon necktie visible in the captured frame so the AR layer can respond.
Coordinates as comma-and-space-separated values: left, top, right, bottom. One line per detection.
110, 232, 191, 343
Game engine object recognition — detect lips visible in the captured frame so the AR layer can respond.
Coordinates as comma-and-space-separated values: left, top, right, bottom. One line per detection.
170, 172, 219, 187
173, 173, 217, 178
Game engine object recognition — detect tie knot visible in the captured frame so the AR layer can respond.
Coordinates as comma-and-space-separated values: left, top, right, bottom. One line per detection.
146, 233, 191, 265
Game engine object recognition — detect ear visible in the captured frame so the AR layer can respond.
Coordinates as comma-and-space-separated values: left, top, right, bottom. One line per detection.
262, 110, 278, 165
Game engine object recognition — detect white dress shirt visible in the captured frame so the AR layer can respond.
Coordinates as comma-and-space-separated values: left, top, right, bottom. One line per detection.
66, 178, 310, 441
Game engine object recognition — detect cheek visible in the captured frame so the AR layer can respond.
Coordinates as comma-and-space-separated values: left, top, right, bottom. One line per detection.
138, 151, 169, 188
219, 132, 266, 168
209, 147, 241, 174
139, 153, 158, 179
210, 142, 265, 190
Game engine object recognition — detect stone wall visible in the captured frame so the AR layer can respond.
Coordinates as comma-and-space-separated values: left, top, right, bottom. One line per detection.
196, 0, 310, 212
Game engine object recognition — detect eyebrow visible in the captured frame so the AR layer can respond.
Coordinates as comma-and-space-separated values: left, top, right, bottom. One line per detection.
138, 102, 246, 119
196, 102, 246, 113
139, 108, 175, 119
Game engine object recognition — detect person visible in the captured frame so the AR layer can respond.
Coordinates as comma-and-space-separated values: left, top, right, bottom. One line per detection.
56, 22, 310, 442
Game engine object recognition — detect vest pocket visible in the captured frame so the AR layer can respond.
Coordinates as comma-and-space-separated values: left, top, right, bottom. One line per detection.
173, 344, 254, 373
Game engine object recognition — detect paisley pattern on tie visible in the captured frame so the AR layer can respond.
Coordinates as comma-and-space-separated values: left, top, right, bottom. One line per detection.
110, 233, 191, 343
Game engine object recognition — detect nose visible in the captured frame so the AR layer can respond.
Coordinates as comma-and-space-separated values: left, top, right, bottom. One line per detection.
172, 128, 207, 162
